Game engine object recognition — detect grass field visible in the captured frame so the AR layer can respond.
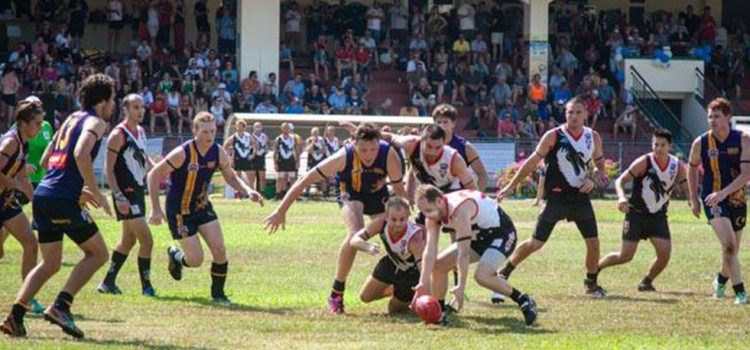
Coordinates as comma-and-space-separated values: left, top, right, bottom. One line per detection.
1, 198, 749, 349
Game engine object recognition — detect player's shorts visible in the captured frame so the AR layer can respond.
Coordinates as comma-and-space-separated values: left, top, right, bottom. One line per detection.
622, 212, 670, 242
109, 20, 124, 30
340, 189, 388, 216
0, 192, 24, 226
371, 256, 420, 303
33, 196, 99, 245
703, 199, 747, 232
233, 157, 253, 171
251, 155, 266, 171
113, 191, 146, 222
307, 155, 325, 171
533, 199, 598, 242
491, 32, 503, 45
470, 207, 517, 263
167, 203, 218, 240
277, 158, 297, 173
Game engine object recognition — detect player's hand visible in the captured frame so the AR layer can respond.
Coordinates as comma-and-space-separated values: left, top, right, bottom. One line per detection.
337, 120, 357, 135
115, 198, 131, 215
25, 164, 37, 175
689, 198, 702, 218
79, 188, 101, 210
497, 185, 514, 203
96, 191, 112, 216
410, 282, 429, 308
449, 284, 466, 311
263, 210, 286, 234
579, 179, 595, 194
363, 242, 380, 256
247, 189, 265, 207
704, 191, 726, 208
149, 208, 165, 226
617, 197, 630, 213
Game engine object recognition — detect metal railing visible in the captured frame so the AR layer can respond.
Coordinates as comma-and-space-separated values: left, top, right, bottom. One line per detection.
694, 67, 725, 107
629, 66, 692, 145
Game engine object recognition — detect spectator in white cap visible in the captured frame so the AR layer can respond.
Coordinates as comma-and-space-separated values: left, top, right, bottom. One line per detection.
212, 82, 232, 103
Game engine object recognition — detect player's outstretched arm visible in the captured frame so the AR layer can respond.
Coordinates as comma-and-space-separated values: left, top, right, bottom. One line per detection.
499, 130, 554, 201
147, 147, 186, 225
464, 142, 488, 191
450, 201, 475, 310
75, 117, 111, 215
415, 218, 441, 298
218, 146, 263, 206
687, 137, 702, 218
349, 216, 385, 256
263, 149, 347, 234
387, 147, 408, 198
706, 133, 750, 207
615, 156, 647, 213
451, 153, 476, 190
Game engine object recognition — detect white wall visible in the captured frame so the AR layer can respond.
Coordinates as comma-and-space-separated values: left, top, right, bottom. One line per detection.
682, 96, 708, 137
624, 58, 705, 98
239, 0, 280, 86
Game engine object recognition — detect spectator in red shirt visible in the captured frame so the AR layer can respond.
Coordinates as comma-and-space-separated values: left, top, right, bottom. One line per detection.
497, 114, 518, 139
150, 94, 170, 134
585, 90, 603, 129
336, 42, 356, 80
698, 6, 717, 44
157, 0, 174, 48
355, 46, 372, 82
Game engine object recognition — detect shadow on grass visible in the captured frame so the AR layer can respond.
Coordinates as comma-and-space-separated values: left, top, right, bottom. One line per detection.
599, 295, 679, 304
75, 337, 215, 350
461, 315, 557, 335
153, 294, 293, 315
73, 314, 126, 323
659, 290, 703, 297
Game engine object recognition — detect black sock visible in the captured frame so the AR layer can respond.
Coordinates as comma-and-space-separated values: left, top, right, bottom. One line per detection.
500, 262, 515, 278
54, 291, 74, 313
732, 282, 746, 295
586, 272, 599, 284
641, 276, 653, 285
181, 257, 190, 267
331, 280, 345, 297
138, 257, 152, 290
438, 299, 446, 311
11, 303, 27, 321
510, 288, 522, 304
103, 251, 128, 285
717, 273, 729, 285
210, 262, 228, 298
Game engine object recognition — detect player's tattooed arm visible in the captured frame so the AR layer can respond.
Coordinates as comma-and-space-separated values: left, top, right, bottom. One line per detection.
387, 147, 408, 198
350, 216, 384, 256
616, 155, 647, 213
499, 130, 553, 200
687, 137, 702, 218
464, 142, 487, 191
451, 152, 476, 190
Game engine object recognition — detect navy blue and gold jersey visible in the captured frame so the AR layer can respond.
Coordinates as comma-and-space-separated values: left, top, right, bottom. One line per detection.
336, 141, 395, 196
166, 140, 220, 216
35, 110, 102, 202
700, 130, 746, 205
0, 129, 28, 200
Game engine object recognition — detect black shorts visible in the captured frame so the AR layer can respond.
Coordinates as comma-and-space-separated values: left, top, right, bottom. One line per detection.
114, 191, 146, 221
109, 20, 124, 30
0, 193, 23, 225
13, 189, 29, 205
307, 156, 325, 171
371, 256, 420, 303
251, 155, 266, 171
341, 190, 388, 216
33, 197, 99, 245
622, 212, 670, 242
167, 203, 218, 240
69, 21, 85, 37
533, 199, 598, 242
2, 93, 16, 107
470, 207, 517, 257
234, 158, 253, 171
277, 158, 297, 173
197, 20, 210, 33
703, 200, 747, 232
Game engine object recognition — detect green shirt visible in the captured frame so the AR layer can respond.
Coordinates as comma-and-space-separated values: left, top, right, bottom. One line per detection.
27, 121, 53, 184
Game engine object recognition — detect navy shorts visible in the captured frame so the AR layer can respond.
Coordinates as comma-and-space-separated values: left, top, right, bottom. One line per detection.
167, 203, 218, 240
703, 200, 747, 232
33, 197, 99, 245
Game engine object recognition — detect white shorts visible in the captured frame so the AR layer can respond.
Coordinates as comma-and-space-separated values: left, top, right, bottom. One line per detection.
491, 32, 504, 45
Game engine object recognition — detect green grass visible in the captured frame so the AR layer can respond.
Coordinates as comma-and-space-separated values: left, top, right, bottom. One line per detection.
1, 199, 749, 349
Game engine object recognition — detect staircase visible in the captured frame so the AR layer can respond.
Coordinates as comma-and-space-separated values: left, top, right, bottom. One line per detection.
694, 67, 725, 107
629, 66, 693, 146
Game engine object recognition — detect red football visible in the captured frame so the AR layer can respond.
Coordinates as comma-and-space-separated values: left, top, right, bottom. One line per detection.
414, 295, 442, 324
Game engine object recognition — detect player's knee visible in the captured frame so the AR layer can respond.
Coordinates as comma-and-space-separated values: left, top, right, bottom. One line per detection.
40, 260, 61, 275
21, 236, 39, 254
185, 252, 204, 267
91, 248, 109, 268
529, 239, 545, 251
723, 242, 738, 257
620, 251, 635, 263
360, 292, 374, 303
138, 233, 154, 252
473, 265, 494, 287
